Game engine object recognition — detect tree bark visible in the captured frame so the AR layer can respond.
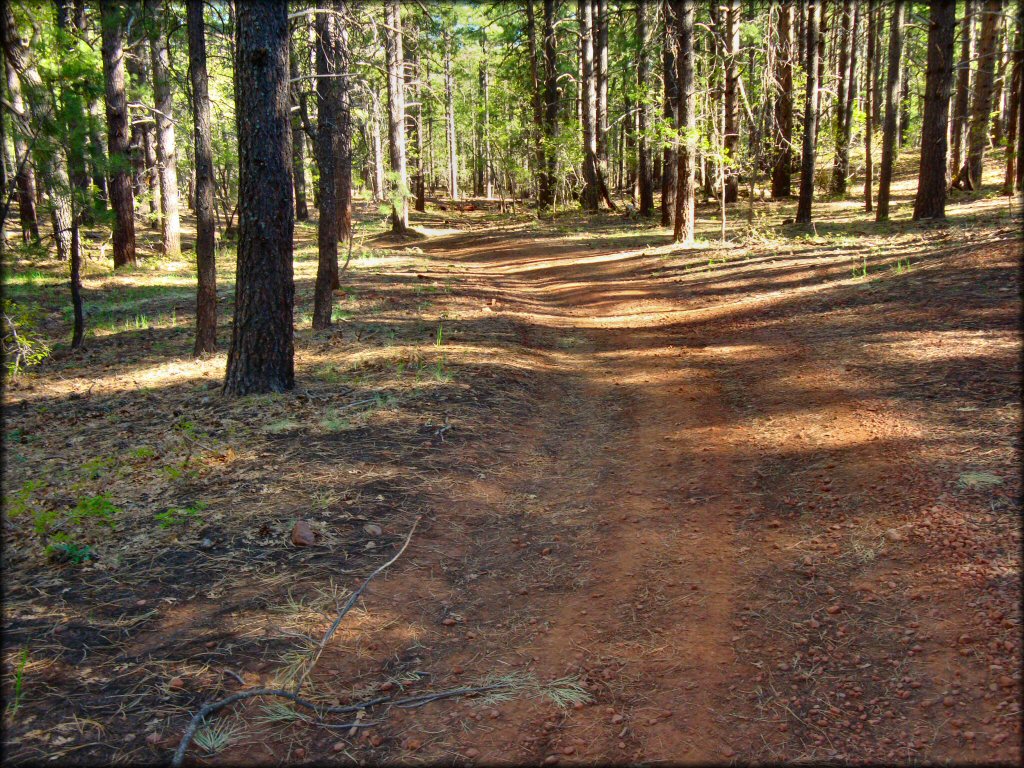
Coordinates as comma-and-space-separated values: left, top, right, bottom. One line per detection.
876, 0, 905, 221
723, 0, 740, 203
539, 0, 559, 209
384, 0, 408, 232
186, 0, 216, 354
101, 3, 137, 269
796, 0, 821, 223
147, 0, 181, 257
673, 0, 695, 244
637, 0, 653, 215
955, 0, 1003, 190
313, 3, 338, 331
1017, 0, 1024, 191
444, 30, 458, 201
595, 0, 609, 177
480, 38, 492, 198
579, 0, 600, 211
407, 35, 425, 212
830, 0, 854, 194
950, 0, 975, 180
661, 0, 678, 224
1007, 0, 1023, 192
224, 0, 294, 396
864, 0, 875, 211
289, 43, 309, 221
527, 0, 544, 202
335, 1, 353, 254
913, 0, 956, 220
772, 2, 794, 199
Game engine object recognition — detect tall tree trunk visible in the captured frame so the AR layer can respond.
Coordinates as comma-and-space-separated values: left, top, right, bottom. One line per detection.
950, 0, 975, 180
672, 0, 695, 244
54, 1, 84, 343
637, 0, 653, 215
289, 44, 309, 221
335, 0, 353, 264
313, 3, 338, 331
408, 37, 425, 212
224, 0, 294, 396
579, 0, 600, 211
661, 0, 678, 224
955, 0, 1003, 189
370, 99, 385, 202
795, 0, 821, 223
992, 9, 1009, 146
3, 40, 39, 242
723, 0, 740, 203
186, 0, 216, 354
480, 38, 492, 198
830, 0, 854, 194
595, 0, 609, 177
384, 0, 408, 232
1017, 0, 1024, 190
864, 1, 875, 211
101, 3, 137, 269
527, 0, 544, 202
876, 0, 905, 221
539, 0, 559, 209
913, 0, 956, 220
772, 2, 794, 199
147, 0, 181, 257
1005, 0, 1023, 192
128, 43, 161, 226
444, 31, 458, 201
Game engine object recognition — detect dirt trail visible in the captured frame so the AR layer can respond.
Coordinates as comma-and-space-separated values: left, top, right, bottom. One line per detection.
349, 223, 1020, 764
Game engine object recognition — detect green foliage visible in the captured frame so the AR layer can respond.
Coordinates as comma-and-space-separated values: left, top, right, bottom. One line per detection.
3, 301, 51, 378
69, 494, 121, 529
6, 648, 30, 716
154, 501, 208, 529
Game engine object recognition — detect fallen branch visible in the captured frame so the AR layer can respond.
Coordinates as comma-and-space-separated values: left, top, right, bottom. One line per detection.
170, 682, 510, 767
171, 517, 422, 767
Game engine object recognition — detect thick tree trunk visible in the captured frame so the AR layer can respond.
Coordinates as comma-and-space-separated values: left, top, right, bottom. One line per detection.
830, 0, 854, 194
673, 0, 695, 244
864, 1, 875, 212
527, 0, 544, 202
539, 0, 559, 209
3, 42, 39, 242
876, 0, 905, 221
289, 45, 309, 221
772, 2, 794, 199
661, 0, 678, 225
955, 0, 1003, 190
723, 0, 740, 203
444, 33, 458, 201
1017, 0, 1024, 191
992, 10, 1009, 146
224, 0, 294, 396
913, 0, 956, 220
384, 0, 408, 232
101, 3, 137, 269
147, 0, 181, 257
407, 38, 425, 212
637, 0, 653, 215
186, 0, 217, 354
313, 5, 338, 331
796, 0, 821, 223
950, 0, 975, 180
480, 41, 492, 199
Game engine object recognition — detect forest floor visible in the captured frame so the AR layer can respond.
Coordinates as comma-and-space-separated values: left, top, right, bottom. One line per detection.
2, 160, 1022, 765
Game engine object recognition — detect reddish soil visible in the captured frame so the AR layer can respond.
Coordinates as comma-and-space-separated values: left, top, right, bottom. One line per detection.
3, 203, 1020, 765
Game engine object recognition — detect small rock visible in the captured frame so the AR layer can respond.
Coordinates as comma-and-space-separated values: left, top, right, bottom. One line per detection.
562, 746, 576, 755
827, 605, 842, 615
294, 747, 306, 759
332, 742, 345, 753
168, 677, 185, 690
403, 737, 422, 751
452, 665, 464, 674
290, 521, 316, 547
465, 748, 480, 759
721, 746, 736, 757
364, 523, 383, 536
442, 617, 457, 626
145, 732, 162, 746
542, 547, 552, 556
611, 714, 624, 724
544, 755, 560, 765
369, 734, 384, 747
199, 537, 214, 549
943, 696, 956, 707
